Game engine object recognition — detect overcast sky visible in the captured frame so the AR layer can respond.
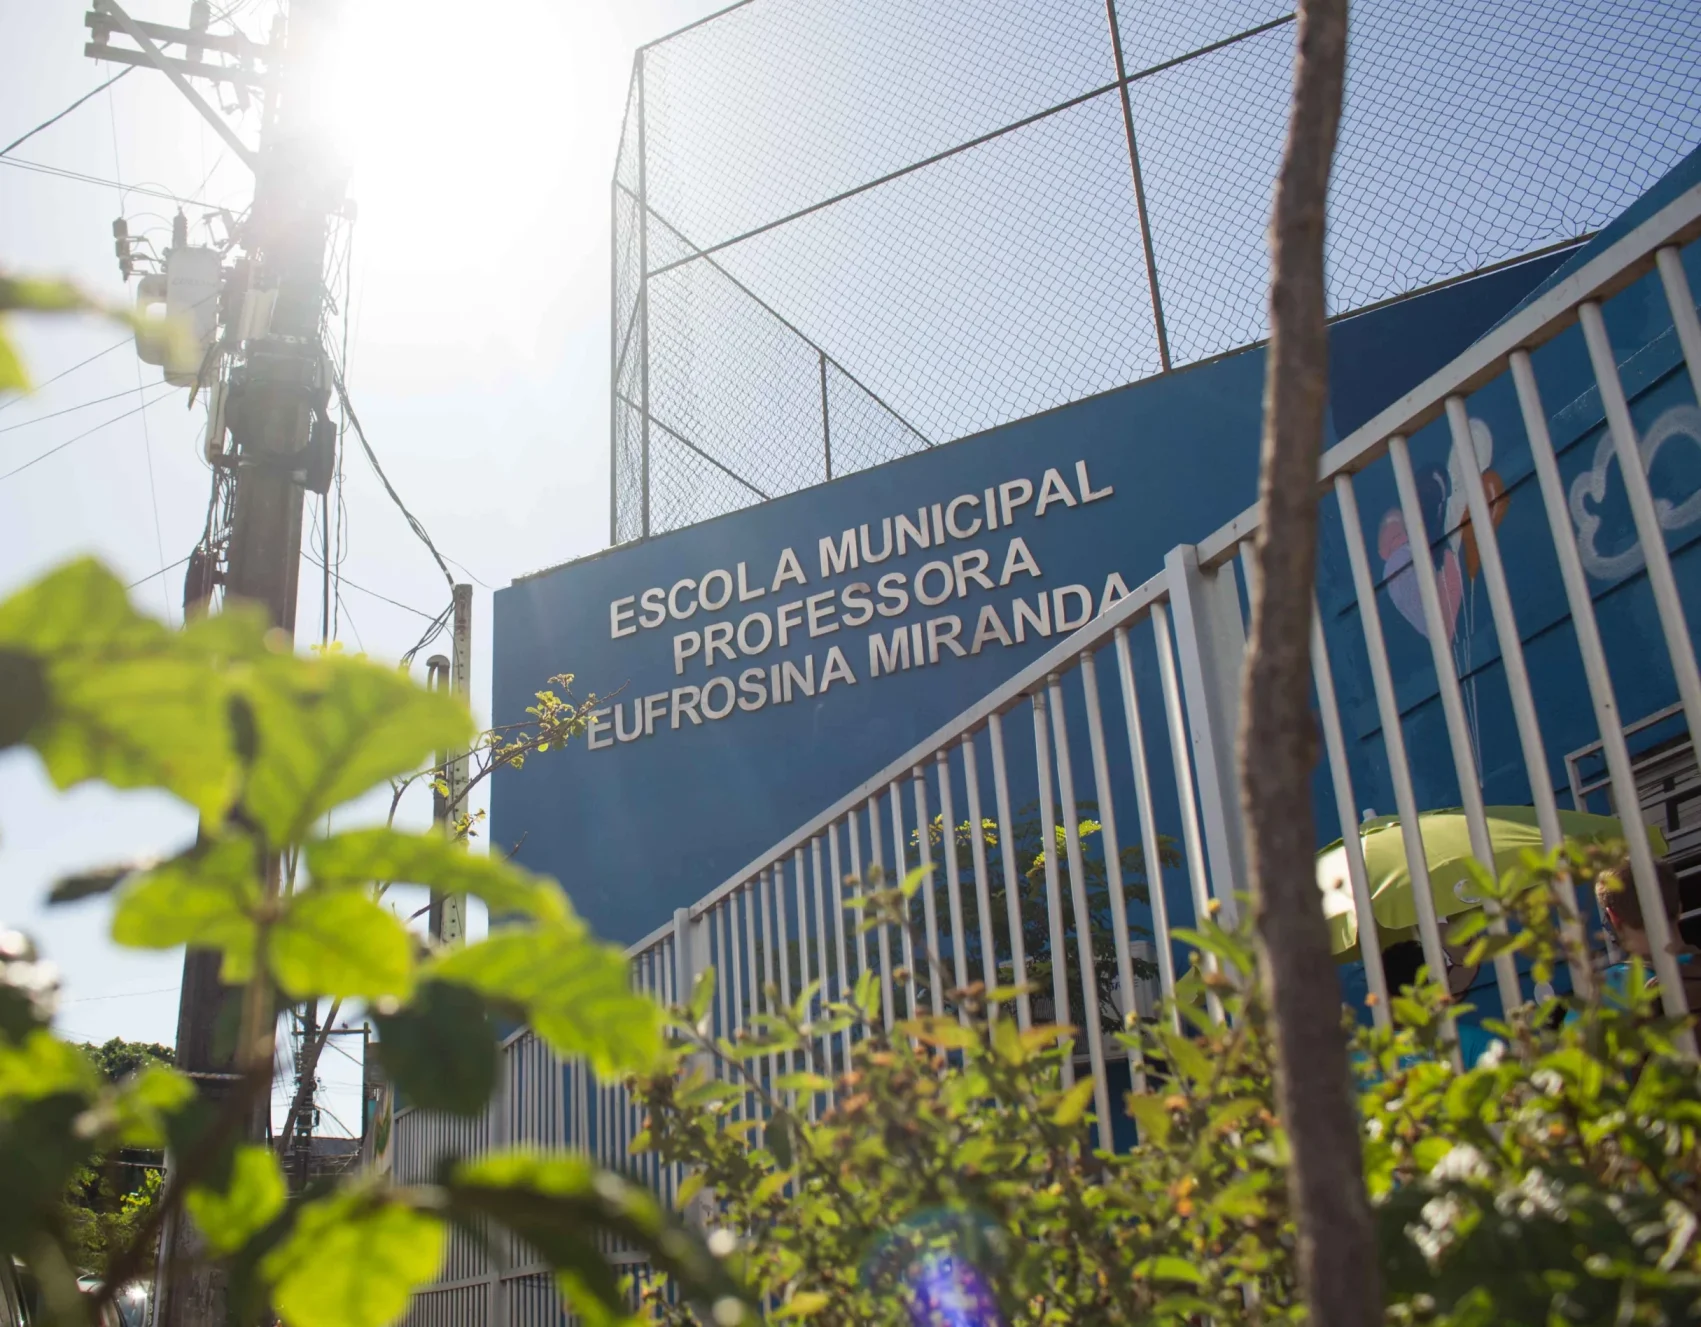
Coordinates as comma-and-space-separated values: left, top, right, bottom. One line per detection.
0, 0, 723, 1121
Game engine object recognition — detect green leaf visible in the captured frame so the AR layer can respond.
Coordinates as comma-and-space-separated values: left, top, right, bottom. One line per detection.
1125, 1093, 1172, 1147
674, 1171, 709, 1212
187, 1143, 288, 1255
0, 1029, 98, 1103
552, 1268, 638, 1327
851, 968, 880, 1024
241, 653, 473, 847
688, 967, 716, 1024
751, 1170, 792, 1206
0, 648, 46, 751
448, 1150, 752, 1321
774, 1073, 833, 1094
764, 1113, 795, 1169
1050, 1078, 1096, 1126
900, 864, 932, 898
109, 838, 260, 983
1172, 926, 1253, 976
373, 980, 499, 1118
0, 560, 242, 818
905, 1016, 977, 1050
1135, 1255, 1204, 1286
1206, 1173, 1269, 1219
107, 1064, 196, 1147
269, 888, 416, 1001
305, 828, 567, 924
676, 1075, 742, 1109
47, 861, 134, 905
0, 275, 90, 314
772, 1291, 831, 1319
261, 1190, 446, 1327
1206, 1097, 1262, 1133
430, 925, 662, 1078
0, 319, 26, 391
1157, 1029, 1213, 1090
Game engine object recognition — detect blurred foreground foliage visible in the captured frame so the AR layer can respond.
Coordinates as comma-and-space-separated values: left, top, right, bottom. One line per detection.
0, 558, 755, 1327
637, 851, 1701, 1325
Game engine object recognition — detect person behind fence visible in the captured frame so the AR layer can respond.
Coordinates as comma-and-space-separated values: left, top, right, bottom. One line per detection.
1594, 856, 1701, 1013
1379, 939, 1496, 1066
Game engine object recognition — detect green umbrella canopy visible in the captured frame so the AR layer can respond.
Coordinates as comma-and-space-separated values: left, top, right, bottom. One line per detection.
1315, 806, 1666, 957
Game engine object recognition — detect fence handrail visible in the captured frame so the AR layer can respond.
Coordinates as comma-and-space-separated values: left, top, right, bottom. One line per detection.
623, 562, 1172, 955
1197, 179, 1701, 571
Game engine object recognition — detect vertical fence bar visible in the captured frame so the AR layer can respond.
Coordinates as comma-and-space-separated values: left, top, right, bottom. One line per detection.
1389, 433, 1523, 1014
608, 178, 619, 546
819, 349, 833, 482
715, 901, 732, 1076
779, 853, 799, 1065
1334, 474, 1456, 1044
1164, 545, 1247, 923
1151, 601, 1223, 1023
759, 868, 779, 1090
867, 793, 896, 1029
812, 836, 832, 1015
1031, 689, 1074, 1069
912, 770, 944, 1014
1080, 649, 1142, 1080
1579, 301, 1701, 754
1310, 598, 1391, 1028
792, 847, 811, 1014
1513, 350, 1694, 1040
739, 878, 759, 1113
961, 733, 1001, 1004
1657, 247, 1701, 437
988, 710, 1032, 1029
1101, 0, 1170, 371
1114, 623, 1177, 1024
1049, 673, 1114, 1135
936, 749, 970, 1014
829, 818, 853, 1064
890, 779, 919, 1017
635, 50, 651, 539
798, 843, 820, 1106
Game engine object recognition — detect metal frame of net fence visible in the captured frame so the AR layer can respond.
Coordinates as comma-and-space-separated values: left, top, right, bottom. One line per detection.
611, 0, 1701, 544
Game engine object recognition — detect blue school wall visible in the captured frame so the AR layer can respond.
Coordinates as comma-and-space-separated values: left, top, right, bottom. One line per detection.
492, 252, 1572, 948
1317, 231, 1701, 1021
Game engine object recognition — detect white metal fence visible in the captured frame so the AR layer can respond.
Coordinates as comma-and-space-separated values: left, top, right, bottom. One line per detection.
401, 174, 1701, 1324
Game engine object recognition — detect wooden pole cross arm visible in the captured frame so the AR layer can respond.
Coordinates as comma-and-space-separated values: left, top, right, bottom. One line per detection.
92, 0, 260, 172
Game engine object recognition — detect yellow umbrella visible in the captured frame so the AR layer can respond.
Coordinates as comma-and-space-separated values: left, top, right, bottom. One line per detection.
1316, 805, 1665, 956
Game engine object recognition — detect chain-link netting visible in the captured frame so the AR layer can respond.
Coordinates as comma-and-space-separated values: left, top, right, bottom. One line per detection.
613, 0, 1701, 541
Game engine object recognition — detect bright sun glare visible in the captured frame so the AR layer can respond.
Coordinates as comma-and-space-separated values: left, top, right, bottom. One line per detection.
315, 0, 630, 276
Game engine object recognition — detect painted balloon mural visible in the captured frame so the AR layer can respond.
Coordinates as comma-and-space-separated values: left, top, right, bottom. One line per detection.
1377, 417, 1509, 644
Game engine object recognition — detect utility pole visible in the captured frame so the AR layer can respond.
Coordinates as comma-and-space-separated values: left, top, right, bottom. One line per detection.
87, 4, 344, 1323
428, 585, 473, 942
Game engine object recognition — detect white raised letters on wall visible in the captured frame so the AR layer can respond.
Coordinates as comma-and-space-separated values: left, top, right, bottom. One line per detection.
586, 459, 1124, 751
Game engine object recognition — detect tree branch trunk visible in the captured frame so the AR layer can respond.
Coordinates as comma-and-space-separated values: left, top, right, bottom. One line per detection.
1240, 0, 1379, 1323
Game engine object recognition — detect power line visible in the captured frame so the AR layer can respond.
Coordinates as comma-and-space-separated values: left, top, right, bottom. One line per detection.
298, 550, 440, 621
400, 602, 452, 667
0, 68, 135, 159
0, 389, 177, 483
0, 155, 231, 210
0, 384, 144, 434
446, 555, 493, 590
128, 552, 193, 591
332, 379, 456, 594
61, 985, 180, 1004
0, 338, 129, 414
